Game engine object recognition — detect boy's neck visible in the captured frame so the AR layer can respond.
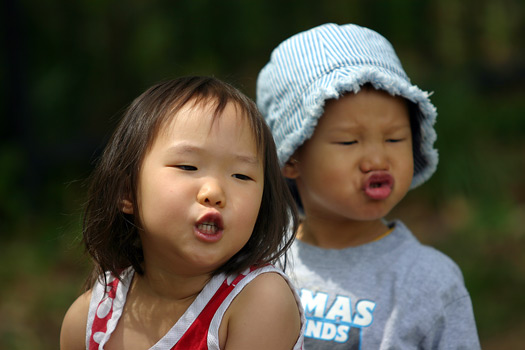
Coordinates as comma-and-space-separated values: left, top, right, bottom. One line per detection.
298, 218, 389, 249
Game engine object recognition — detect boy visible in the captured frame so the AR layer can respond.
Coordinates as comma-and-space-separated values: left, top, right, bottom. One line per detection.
257, 23, 480, 349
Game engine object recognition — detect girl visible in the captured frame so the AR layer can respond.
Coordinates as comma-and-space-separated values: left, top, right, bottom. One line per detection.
60, 76, 304, 350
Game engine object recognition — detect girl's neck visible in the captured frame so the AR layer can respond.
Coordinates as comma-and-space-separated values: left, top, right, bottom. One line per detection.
110, 266, 214, 348
134, 264, 213, 302
298, 217, 389, 249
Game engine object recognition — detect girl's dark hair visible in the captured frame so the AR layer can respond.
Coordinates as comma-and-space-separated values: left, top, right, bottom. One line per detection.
83, 76, 298, 289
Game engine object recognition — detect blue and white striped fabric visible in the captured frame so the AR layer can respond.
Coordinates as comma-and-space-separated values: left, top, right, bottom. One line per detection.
256, 23, 438, 189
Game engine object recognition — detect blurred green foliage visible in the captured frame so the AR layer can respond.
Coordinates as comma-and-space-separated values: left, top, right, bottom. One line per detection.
1, 0, 524, 349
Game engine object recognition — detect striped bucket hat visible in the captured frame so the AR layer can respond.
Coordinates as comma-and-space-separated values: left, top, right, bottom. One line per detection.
256, 23, 438, 189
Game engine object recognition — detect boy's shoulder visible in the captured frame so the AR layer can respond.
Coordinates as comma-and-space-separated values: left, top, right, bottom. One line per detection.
391, 220, 468, 302
393, 220, 462, 276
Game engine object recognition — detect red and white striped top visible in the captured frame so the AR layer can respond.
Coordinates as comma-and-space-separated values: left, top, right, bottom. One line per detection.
86, 265, 304, 349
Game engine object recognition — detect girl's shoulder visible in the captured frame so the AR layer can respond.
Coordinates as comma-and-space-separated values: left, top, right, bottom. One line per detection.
60, 289, 92, 350
221, 266, 304, 349
60, 269, 132, 350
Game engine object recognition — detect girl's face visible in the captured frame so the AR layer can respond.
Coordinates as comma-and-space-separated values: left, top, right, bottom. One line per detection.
286, 88, 413, 224
124, 100, 264, 276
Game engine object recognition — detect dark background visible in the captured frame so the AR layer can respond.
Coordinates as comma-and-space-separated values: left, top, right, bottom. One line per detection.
1, 0, 524, 348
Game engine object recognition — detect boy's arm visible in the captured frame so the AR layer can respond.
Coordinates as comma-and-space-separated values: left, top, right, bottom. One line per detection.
420, 295, 481, 349
60, 290, 92, 350
223, 272, 302, 350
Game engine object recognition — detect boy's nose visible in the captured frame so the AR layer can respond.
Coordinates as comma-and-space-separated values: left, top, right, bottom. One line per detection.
359, 146, 389, 173
197, 178, 226, 208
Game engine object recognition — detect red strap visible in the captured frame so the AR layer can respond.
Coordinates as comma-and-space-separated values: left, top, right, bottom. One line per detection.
172, 270, 252, 349
89, 278, 120, 350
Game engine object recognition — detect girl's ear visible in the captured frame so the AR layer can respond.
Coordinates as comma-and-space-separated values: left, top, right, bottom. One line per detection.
121, 177, 134, 214
282, 157, 300, 179
121, 198, 134, 214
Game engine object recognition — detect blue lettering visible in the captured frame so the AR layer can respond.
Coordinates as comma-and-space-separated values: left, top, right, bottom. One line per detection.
353, 300, 376, 327
325, 295, 352, 323
305, 319, 323, 338
300, 288, 376, 345
335, 325, 350, 343
300, 289, 328, 319
320, 322, 337, 340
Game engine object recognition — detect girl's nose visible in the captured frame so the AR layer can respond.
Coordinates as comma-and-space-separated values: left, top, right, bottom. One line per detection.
197, 178, 226, 208
359, 145, 389, 173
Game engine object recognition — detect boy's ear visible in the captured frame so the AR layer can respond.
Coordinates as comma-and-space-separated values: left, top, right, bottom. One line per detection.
282, 157, 300, 179
121, 198, 134, 214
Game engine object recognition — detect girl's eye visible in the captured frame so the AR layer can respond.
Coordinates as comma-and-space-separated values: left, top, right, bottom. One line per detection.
175, 165, 197, 171
232, 174, 253, 181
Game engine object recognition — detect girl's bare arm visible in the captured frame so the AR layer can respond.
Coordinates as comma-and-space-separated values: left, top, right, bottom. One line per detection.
223, 273, 302, 350
60, 290, 92, 350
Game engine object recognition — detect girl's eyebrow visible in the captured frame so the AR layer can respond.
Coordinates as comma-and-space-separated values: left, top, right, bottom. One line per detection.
235, 154, 260, 165
166, 143, 200, 155
166, 143, 260, 165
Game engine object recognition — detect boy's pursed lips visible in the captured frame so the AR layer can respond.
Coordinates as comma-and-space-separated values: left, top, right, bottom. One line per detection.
362, 171, 394, 200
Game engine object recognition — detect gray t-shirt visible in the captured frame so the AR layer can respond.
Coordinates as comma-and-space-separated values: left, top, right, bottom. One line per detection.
287, 220, 480, 349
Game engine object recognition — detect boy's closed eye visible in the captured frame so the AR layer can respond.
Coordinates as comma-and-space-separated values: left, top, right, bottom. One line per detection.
386, 138, 407, 143
334, 140, 358, 145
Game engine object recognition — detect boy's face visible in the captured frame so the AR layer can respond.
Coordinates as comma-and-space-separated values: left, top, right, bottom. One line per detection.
285, 88, 413, 223
123, 101, 264, 276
